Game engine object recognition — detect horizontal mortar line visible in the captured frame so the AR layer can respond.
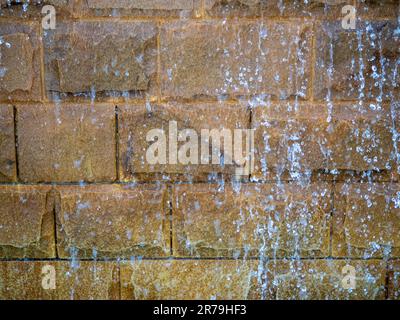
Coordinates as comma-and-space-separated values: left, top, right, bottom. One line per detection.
9, 101, 129, 107
0, 14, 396, 24
0, 16, 327, 24
0, 257, 398, 262
0, 179, 399, 187
3, 98, 398, 107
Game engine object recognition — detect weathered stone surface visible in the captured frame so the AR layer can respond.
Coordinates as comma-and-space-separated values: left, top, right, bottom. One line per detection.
333, 183, 400, 257
253, 103, 328, 179
204, 0, 259, 17
315, 21, 400, 101
358, 0, 400, 18
388, 260, 400, 300
0, 186, 55, 259
0, 105, 16, 182
17, 103, 116, 183
205, 0, 348, 18
121, 260, 258, 299
252, 102, 397, 180
265, 260, 386, 299
0, 261, 119, 300
0, 1, 73, 19
75, 0, 201, 18
329, 103, 397, 172
44, 21, 157, 98
173, 183, 331, 257
0, 22, 41, 101
55, 184, 169, 258
161, 21, 312, 99
86, 0, 195, 9
0, 0, 68, 5
0, 34, 33, 93
118, 102, 250, 180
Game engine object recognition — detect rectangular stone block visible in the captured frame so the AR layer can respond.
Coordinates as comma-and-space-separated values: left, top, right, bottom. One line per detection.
252, 102, 397, 180
265, 260, 386, 300
118, 102, 250, 181
87, 0, 195, 9
205, 0, 348, 18
358, 0, 400, 18
55, 184, 170, 258
0, 22, 41, 101
172, 183, 331, 258
0, 105, 16, 182
121, 260, 258, 300
0, 261, 119, 300
0, 186, 55, 259
75, 0, 201, 18
161, 21, 312, 100
333, 183, 400, 258
44, 21, 157, 100
388, 260, 400, 300
0, 1, 73, 19
315, 21, 400, 101
17, 103, 116, 183
204, 0, 261, 17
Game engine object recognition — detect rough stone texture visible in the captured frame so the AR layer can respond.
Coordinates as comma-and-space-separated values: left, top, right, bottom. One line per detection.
205, 0, 348, 18
43, 21, 157, 99
86, 0, 195, 9
1, 0, 399, 301
74, 0, 201, 18
265, 260, 386, 300
0, 1, 73, 19
0, 22, 41, 101
0, 105, 16, 182
173, 183, 331, 258
17, 103, 116, 183
121, 260, 259, 300
0, 34, 33, 93
118, 102, 250, 181
0, 261, 119, 300
357, 0, 400, 19
161, 21, 312, 100
55, 184, 169, 258
252, 102, 398, 180
388, 260, 400, 300
0, 0, 68, 5
333, 183, 400, 258
315, 21, 400, 101
0, 186, 55, 259
204, 0, 262, 17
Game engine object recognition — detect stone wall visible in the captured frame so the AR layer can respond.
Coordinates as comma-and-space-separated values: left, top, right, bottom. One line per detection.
0, 0, 399, 299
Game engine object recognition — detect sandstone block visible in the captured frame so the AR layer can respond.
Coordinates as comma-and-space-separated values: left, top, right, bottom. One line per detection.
118, 102, 250, 181
0, 22, 41, 101
0, 105, 16, 182
0, 1, 73, 19
0, 186, 55, 259
74, 0, 201, 18
44, 21, 157, 99
265, 259, 386, 300
17, 103, 116, 183
358, 0, 400, 19
161, 21, 312, 99
55, 184, 170, 258
333, 183, 400, 257
315, 21, 399, 101
205, 0, 348, 18
121, 260, 258, 299
252, 102, 397, 180
388, 260, 400, 300
0, 261, 119, 300
172, 183, 331, 257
